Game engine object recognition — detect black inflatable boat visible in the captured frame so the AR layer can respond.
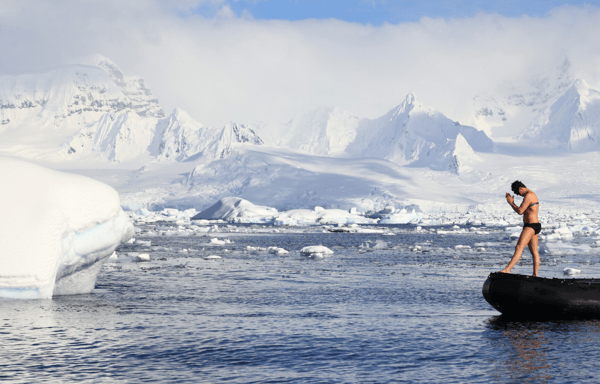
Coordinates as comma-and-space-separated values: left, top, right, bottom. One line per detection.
483, 272, 600, 319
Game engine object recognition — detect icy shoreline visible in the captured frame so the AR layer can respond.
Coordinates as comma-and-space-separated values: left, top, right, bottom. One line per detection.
126, 197, 600, 249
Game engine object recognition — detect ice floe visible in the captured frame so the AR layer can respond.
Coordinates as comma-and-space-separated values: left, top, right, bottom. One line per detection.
563, 268, 581, 276
300, 245, 334, 257
0, 156, 134, 299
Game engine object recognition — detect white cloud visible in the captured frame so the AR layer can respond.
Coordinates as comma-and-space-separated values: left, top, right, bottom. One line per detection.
216, 4, 236, 18
1, 1, 600, 134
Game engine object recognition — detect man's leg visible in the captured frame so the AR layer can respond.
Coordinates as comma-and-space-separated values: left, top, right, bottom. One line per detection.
500, 227, 535, 273
529, 234, 540, 277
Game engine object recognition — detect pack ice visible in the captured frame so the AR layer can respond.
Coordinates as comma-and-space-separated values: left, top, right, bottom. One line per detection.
0, 157, 134, 299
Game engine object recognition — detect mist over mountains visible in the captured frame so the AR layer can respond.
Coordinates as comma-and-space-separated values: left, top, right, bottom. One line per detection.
2, 55, 600, 212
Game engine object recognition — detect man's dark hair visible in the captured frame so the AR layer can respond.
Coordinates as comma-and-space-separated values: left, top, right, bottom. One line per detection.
511, 180, 526, 195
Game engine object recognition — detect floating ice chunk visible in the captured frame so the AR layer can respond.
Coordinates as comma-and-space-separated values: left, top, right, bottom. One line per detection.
454, 245, 471, 250
267, 246, 289, 255
192, 197, 277, 223
246, 246, 267, 253
372, 240, 389, 249
379, 209, 423, 224
541, 241, 592, 255
509, 232, 521, 239
545, 233, 561, 241
127, 237, 136, 244
0, 157, 134, 299
107, 252, 119, 262
132, 254, 151, 262
300, 245, 334, 256
135, 239, 152, 247
204, 255, 222, 260
210, 238, 231, 245
563, 268, 581, 276
162, 208, 180, 216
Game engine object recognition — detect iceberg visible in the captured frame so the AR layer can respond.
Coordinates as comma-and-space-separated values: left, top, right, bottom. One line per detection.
0, 157, 134, 299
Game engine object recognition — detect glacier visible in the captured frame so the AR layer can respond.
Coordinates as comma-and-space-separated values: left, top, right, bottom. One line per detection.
0, 156, 134, 299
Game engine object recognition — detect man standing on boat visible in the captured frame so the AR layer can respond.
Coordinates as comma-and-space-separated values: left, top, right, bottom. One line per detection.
499, 181, 541, 277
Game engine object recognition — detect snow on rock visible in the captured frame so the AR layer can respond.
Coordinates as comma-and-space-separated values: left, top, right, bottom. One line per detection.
201, 122, 264, 162
73, 54, 165, 118
156, 108, 213, 162
204, 255, 222, 260
0, 157, 134, 299
66, 109, 159, 162
192, 197, 277, 222
300, 246, 334, 257
518, 79, 600, 152
346, 92, 494, 171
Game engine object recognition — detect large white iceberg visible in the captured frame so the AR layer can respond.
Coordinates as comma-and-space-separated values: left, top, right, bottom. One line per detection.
0, 157, 134, 299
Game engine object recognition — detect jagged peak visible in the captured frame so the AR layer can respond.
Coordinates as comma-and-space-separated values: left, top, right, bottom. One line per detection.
166, 108, 202, 126
221, 122, 264, 145
571, 78, 590, 94
69, 54, 124, 79
454, 133, 475, 155
389, 92, 439, 118
404, 91, 418, 105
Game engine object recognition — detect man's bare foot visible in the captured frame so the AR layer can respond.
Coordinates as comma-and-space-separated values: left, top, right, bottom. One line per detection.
498, 269, 510, 273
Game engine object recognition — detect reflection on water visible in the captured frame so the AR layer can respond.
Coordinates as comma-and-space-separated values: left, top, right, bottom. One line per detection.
485, 317, 600, 383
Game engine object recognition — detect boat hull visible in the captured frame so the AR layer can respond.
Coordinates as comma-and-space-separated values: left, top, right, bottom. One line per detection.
483, 272, 600, 319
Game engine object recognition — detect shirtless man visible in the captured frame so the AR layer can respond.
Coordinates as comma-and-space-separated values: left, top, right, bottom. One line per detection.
499, 180, 541, 277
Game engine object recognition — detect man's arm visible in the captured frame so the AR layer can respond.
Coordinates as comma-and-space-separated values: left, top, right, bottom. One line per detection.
506, 193, 530, 215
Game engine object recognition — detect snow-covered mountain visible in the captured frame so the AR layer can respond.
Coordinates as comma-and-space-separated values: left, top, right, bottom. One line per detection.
8, 54, 600, 215
278, 106, 360, 156
70, 54, 165, 118
272, 93, 493, 173
0, 55, 263, 163
517, 79, 600, 152
348, 93, 493, 173
469, 58, 575, 137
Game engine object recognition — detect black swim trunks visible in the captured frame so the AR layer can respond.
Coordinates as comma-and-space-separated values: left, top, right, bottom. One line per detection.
524, 223, 542, 235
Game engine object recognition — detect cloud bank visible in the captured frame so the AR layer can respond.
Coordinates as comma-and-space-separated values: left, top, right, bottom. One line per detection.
1, 1, 600, 134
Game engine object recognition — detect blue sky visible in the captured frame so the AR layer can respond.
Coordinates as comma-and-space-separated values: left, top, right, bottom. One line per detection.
192, 0, 596, 24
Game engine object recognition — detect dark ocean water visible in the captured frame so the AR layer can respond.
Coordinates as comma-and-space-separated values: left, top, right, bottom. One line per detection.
2, 225, 600, 383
